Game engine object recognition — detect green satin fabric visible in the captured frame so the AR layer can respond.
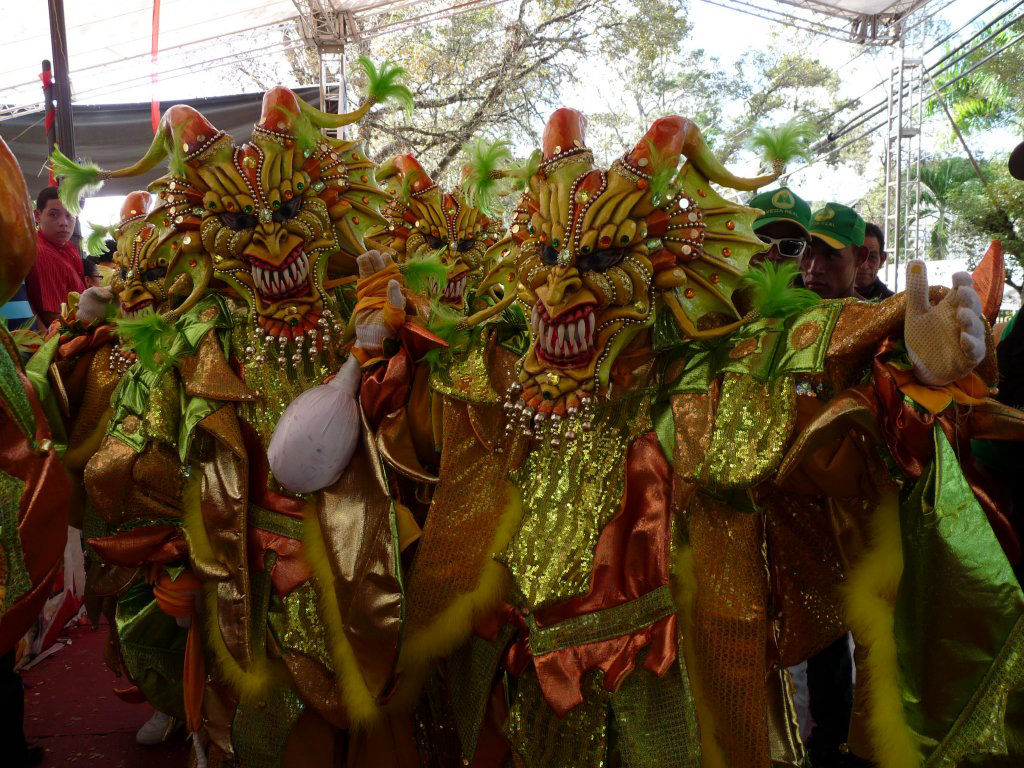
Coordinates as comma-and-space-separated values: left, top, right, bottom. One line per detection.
896, 426, 1024, 760
115, 580, 188, 720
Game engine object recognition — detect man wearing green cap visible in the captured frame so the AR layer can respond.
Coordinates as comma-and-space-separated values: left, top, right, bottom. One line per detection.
749, 186, 812, 267
801, 202, 868, 299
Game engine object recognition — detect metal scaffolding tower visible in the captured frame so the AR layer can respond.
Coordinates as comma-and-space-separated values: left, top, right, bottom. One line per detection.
882, 24, 924, 291
292, 1, 359, 138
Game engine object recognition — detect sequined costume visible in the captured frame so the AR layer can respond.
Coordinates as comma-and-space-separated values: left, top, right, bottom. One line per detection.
0, 137, 72, 655
339, 109, 1024, 768
53, 70, 418, 765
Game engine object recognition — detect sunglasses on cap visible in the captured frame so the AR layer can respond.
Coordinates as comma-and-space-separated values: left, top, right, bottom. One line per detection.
756, 234, 807, 258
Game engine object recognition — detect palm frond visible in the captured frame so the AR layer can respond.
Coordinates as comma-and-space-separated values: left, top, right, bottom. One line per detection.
462, 138, 512, 216
748, 119, 817, 174
358, 57, 414, 116
49, 148, 104, 214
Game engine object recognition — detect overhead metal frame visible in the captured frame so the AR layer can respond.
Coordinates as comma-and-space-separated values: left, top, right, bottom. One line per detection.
697, 0, 932, 44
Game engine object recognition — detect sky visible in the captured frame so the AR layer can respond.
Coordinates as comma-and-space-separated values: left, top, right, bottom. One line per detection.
0, 0, 1017, 277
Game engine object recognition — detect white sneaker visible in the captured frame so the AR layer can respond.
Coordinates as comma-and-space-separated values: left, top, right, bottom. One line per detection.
136, 710, 180, 745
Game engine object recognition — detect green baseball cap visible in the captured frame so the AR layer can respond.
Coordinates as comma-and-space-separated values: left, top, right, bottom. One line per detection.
750, 187, 811, 237
809, 203, 866, 249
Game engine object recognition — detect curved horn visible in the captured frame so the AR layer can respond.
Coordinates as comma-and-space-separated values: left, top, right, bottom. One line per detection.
626, 116, 776, 192
50, 104, 222, 212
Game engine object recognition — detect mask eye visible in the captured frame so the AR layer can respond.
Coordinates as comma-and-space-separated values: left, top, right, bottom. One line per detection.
456, 238, 474, 253
142, 266, 167, 282
540, 244, 559, 265
220, 212, 257, 230
272, 195, 304, 223
579, 248, 624, 271
425, 235, 445, 250
120, 267, 128, 279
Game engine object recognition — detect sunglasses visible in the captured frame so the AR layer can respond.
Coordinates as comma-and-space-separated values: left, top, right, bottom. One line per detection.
756, 234, 807, 258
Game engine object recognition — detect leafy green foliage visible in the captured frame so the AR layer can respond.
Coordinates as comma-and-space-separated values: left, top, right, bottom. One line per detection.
740, 260, 820, 319
461, 138, 513, 216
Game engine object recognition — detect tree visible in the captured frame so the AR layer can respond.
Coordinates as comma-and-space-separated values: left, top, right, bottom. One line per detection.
919, 156, 976, 259
945, 155, 1024, 293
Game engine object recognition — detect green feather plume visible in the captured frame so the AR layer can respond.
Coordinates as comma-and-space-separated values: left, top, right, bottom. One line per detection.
398, 167, 427, 204
748, 119, 817, 174
115, 312, 180, 371
506, 150, 542, 191
400, 249, 449, 295
645, 139, 681, 205
49, 147, 103, 214
422, 300, 471, 370
85, 223, 113, 256
740, 261, 820, 319
273, 104, 322, 157
165, 120, 190, 178
358, 57, 414, 117
462, 138, 512, 217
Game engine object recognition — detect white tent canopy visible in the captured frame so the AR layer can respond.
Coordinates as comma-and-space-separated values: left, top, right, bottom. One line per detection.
0, 0, 504, 120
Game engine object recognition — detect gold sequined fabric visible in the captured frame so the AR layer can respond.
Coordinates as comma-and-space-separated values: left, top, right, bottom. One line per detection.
65, 343, 119, 457
140, 371, 180, 447
505, 670, 609, 768
429, 331, 500, 403
695, 373, 795, 491
268, 582, 334, 672
404, 398, 520, 634
500, 396, 651, 610
230, 310, 344, 452
609, 652, 701, 768
688, 490, 770, 768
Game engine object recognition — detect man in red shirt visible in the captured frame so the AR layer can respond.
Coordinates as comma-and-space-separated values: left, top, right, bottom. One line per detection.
25, 187, 87, 327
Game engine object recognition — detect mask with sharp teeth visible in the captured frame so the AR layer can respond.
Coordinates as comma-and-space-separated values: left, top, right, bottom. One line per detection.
507, 108, 775, 418
51, 104, 234, 322
196, 86, 388, 341
371, 154, 503, 314
111, 188, 211, 323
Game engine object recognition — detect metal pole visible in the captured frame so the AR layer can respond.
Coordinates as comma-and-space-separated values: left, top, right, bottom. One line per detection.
338, 42, 348, 140
46, 0, 74, 159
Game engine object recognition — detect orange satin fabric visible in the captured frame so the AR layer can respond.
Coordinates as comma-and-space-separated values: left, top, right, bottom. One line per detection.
88, 525, 186, 568
525, 432, 677, 716
0, 365, 72, 654
151, 569, 204, 734
361, 324, 447, 429
873, 339, 1021, 562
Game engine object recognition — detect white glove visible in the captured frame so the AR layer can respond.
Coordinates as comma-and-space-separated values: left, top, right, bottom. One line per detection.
354, 250, 405, 355
77, 285, 113, 326
268, 356, 362, 493
904, 260, 986, 386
